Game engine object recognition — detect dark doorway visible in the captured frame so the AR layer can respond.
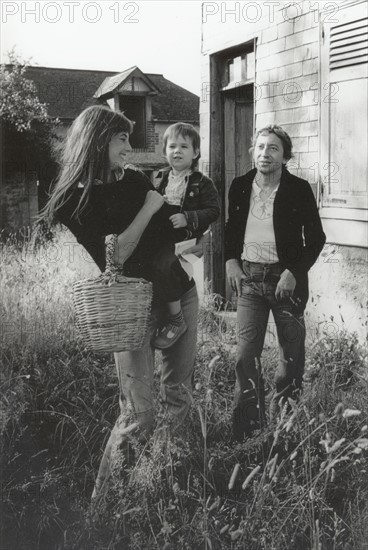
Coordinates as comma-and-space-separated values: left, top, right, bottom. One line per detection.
223, 84, 254, 303
119, 96, 146, 149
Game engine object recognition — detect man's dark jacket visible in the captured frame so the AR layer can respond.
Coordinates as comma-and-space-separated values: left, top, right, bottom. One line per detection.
225, 166, 326, 310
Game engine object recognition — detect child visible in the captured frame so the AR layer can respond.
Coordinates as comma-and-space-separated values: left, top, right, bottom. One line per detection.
152, 122, 220, 349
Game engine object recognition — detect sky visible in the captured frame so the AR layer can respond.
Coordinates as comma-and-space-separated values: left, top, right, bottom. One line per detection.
1, 0, 203, 95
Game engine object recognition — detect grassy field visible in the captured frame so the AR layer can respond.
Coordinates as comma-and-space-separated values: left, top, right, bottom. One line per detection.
1, 228, 367, 550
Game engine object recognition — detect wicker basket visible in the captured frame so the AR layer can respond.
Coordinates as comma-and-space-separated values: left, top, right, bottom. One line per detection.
73, 235, 153, 352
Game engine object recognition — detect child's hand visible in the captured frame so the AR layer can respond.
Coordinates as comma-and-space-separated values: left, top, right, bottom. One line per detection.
169, 213, 187, 228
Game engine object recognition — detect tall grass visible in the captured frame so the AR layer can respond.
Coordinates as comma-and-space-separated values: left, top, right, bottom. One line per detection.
1, 229, 367, 550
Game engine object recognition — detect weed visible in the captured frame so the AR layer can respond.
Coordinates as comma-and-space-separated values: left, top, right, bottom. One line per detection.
1, 228, 367, 549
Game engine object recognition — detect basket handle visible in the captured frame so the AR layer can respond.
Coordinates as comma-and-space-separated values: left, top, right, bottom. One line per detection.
104, 234, 125, 279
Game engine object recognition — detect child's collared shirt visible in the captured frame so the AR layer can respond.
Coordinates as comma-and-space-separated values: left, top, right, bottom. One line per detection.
164, 169, 192, 207
156, 167, 220, 239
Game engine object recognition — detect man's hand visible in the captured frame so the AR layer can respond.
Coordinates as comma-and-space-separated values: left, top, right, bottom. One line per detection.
170, 213, 188, 228
226, 259, 247, 297
275, 269, 296, 300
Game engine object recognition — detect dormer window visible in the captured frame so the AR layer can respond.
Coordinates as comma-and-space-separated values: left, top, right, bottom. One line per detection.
119, 95, 146, 149
93, 66, 160, 152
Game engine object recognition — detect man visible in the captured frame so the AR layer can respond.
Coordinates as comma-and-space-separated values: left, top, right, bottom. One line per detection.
225, 124, 326, 441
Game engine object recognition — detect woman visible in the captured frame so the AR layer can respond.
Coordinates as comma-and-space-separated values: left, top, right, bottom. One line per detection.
41, 105, 198, 497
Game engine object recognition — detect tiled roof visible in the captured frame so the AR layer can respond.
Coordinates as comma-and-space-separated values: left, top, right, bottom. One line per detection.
21, 65, 199, 123
147, 73, 199, 123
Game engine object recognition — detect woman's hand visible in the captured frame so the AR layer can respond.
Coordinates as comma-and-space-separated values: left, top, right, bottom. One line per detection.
169, 213, 188, 228
275, 269, 296, 300
142, 190, 165, 215
226, 259, 247, 297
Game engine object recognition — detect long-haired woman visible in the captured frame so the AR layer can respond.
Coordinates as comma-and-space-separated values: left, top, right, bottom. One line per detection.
40, 105, 198, 498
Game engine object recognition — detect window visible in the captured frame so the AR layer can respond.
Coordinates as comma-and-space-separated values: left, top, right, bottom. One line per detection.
225, 59, 234, 86
119, 95, 146, 149
320, 0, 368, 209
221, 45, 255, 90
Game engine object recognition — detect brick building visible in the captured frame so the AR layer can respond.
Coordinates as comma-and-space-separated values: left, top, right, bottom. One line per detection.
1, 65, 199, 232
200, 0, 367, 342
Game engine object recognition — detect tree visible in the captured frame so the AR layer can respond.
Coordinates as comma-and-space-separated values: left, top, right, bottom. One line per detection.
0, 49, 60, 162
1, 50, 60, 234
0, 49, 52, 131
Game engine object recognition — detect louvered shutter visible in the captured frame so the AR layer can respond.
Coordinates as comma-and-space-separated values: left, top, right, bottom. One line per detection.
320, 0, 368, 209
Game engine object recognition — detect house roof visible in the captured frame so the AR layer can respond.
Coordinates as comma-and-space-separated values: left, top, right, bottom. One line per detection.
94, 66, 160, 98
22, 65, 199, 123
147, 73, 199, 123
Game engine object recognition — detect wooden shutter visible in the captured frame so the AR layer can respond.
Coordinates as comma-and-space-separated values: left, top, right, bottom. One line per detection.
320, 0, 368, 209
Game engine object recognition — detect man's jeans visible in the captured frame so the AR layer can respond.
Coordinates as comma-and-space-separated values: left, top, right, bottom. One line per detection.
233, 261, 305, 440
93, 285, 198, 497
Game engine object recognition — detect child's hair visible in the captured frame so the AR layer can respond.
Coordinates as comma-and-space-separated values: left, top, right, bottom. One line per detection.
250, 124, 293, 161
40, 105, 134, 223
162, 122, 201, 169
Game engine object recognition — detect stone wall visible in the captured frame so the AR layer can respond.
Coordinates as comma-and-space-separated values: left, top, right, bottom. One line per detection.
306, 245, 368, 345
0, 166, 39, 233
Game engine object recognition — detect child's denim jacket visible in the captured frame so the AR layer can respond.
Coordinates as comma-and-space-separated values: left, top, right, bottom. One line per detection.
155, 167, 220, 240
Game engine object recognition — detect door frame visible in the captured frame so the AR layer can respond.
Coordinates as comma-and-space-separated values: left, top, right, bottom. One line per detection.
206, 40, 256, 300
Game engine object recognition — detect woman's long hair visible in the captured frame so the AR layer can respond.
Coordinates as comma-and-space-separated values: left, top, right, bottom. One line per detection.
40, 105, 134, 223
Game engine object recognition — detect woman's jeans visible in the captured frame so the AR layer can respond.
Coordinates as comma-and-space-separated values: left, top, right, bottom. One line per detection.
233, 261, 306, 440
93, 285, 198, 497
